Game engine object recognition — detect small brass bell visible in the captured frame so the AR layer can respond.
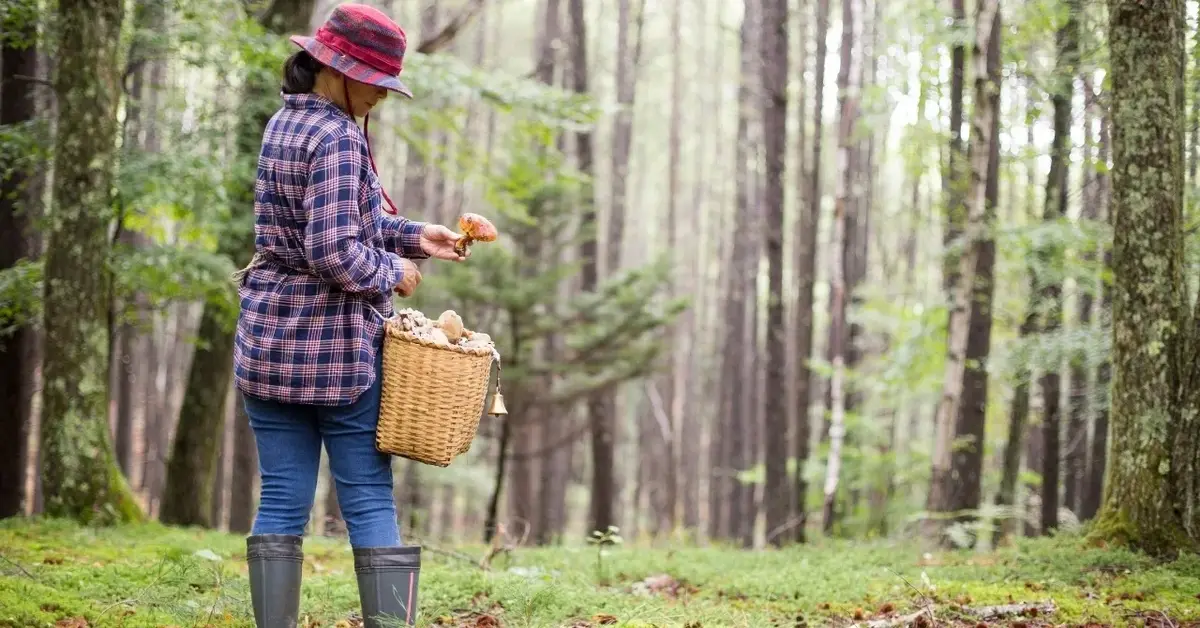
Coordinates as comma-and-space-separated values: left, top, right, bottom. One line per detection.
487, 390, 508, 416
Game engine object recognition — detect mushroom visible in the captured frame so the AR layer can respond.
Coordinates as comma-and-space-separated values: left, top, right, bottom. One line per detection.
436, 310, 465, 343
453, 213, 499, 257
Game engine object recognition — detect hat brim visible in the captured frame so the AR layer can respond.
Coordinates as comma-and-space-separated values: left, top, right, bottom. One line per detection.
291, 35, 413, 98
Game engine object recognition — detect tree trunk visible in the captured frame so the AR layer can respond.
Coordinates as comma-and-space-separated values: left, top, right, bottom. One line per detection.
1038, 0, 1079, 535
0, 3, 39, 519
923, 0, 1000, 542
728, 0, 760, 548
159, 309, 234, 527
759, 0, 789, 547
1089, 0, 1199, 556
1068, 77, 1098, 518
1081, 97, 1111, 522
40, 0, 143, 524
792, 0, 829, 544
821, 0, 859, 536
946, 1, 1001, 544
228, 399, 258, 533
942, 0, 967, 295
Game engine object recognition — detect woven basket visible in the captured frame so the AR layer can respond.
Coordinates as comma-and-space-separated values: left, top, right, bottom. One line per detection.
376, 317, 497, 467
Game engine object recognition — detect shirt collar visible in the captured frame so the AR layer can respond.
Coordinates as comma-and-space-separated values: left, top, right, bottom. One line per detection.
281, 92, 349, 118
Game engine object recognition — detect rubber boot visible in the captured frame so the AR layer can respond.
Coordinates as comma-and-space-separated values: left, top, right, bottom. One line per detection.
246, 534, 304, 628
354, 546, 421, 627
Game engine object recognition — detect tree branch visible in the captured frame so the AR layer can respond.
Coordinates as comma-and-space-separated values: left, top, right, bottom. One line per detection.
416, 0, 487, 55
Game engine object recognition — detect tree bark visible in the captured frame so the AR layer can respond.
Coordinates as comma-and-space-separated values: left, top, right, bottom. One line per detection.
40, 0, 143, 524
159, 309, 234, 527
1089, 0, 1199, 556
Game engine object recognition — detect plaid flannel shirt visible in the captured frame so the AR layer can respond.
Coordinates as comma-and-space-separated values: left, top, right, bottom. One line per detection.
233, 92, 426, 406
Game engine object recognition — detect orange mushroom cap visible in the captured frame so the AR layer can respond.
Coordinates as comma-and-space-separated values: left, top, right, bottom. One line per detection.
458, 213, 498, 242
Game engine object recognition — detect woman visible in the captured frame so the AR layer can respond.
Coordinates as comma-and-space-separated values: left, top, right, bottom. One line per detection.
231, 4, 461, 627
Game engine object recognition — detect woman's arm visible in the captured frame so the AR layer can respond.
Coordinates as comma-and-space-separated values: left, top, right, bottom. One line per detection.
379, 214, 430, 259
302, 131, 407, 295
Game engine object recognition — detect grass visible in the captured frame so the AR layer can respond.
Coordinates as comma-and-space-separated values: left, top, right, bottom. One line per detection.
1, 518, 1199, 627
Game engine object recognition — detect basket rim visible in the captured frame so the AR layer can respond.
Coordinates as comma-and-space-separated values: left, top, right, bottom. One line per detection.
383, 319, 497, 358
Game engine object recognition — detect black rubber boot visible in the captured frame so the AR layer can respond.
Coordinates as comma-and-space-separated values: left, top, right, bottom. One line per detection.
246, 534, 304, 628
354, 546, 421, 627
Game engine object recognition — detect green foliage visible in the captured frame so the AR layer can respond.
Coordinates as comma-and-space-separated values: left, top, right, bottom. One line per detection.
4, 520, 1200, 627
0, 259, 42, 338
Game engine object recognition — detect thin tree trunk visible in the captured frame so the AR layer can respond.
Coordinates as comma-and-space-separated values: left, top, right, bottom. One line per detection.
0, 4, 40, 519
1067, 77, 1098, 518
792, 0, 829, 544
721, 0, 760, 545
946, 1, 1001, 546
228, 399, 258, 533
1038, 0, 1080, 535
923, 0, 1000, 542
821, 0, 859, 535
759, 0, 790, 547
1082, 94, 1111, 522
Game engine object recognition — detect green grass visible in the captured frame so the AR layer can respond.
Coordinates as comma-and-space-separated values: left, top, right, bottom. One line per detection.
1, 518, 1199, 627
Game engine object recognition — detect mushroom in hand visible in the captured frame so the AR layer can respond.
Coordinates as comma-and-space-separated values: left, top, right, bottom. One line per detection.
453, 213, 499, 257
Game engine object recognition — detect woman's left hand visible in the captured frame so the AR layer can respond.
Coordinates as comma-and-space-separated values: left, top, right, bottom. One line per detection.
419, 224, 469, 261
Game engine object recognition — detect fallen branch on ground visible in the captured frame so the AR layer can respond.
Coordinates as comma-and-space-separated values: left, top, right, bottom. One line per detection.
965, 600, 1057, 621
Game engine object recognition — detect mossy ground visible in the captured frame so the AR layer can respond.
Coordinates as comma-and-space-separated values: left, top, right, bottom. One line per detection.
1, 518, 1198, 627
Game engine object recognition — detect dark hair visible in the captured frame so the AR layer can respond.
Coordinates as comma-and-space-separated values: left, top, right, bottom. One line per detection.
282, 50, 324, 94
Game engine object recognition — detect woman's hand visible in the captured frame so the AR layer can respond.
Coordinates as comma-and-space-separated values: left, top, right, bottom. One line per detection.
394, 258, 422, 297
419, 224, 470, 261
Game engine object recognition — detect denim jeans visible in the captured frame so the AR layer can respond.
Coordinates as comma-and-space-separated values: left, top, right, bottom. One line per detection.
242, 351, 401, 549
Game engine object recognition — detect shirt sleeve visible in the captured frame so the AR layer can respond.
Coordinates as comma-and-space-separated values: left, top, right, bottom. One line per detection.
302, 131, 406, 296
379, 214, 430, 259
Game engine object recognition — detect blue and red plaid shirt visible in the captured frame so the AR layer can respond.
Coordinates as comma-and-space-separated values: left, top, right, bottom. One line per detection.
233, 92, 426, 406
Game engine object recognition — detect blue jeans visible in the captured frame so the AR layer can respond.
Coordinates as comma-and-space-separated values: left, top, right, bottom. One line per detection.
242, 352, 401, 549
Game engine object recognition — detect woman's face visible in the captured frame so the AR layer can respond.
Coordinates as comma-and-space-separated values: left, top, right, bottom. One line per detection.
345, 77, 388, 117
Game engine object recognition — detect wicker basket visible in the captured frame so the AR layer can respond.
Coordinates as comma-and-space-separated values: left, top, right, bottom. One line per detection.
376, 317, 498, 467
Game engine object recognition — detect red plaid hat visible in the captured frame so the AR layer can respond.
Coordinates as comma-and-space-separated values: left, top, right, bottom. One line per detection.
291, 3, 412, 98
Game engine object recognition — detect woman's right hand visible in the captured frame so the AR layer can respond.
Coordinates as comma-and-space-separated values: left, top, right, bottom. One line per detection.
394, 258, 421, 297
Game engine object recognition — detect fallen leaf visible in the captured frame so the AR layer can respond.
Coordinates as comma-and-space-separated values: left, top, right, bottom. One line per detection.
591, 613, 618, 625
852, 609, 865, 620
474, 615, 500, 628
55, 618, 87, 628
877, 603, 895, 615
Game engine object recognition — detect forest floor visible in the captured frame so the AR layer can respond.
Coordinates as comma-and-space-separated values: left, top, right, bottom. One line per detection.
1, 518, 1198, 628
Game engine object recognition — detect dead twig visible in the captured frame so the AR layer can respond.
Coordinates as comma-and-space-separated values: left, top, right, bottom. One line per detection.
479, 519, 530, 570
0, 553, 37, 580
886, 568, 936, 626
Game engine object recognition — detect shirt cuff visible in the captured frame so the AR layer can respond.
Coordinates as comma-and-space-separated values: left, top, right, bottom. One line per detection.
382, 218, 430, 259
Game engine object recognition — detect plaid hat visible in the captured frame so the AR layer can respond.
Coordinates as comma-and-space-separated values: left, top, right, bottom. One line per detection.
291, 3, 412, 98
